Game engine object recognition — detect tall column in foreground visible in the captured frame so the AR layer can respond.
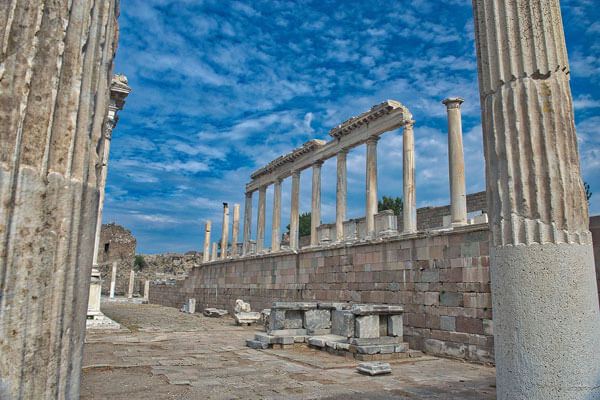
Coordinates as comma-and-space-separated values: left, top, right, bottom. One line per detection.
272, 179, 282, 251
0, 1, 120, 398
290, 171, 301, 250
231, 204, 240, 257
257, 186, 267, 252
336, 150, 348, 241
442, 97, 467, 226
311, 161, 323, 246
472, 1, 600, 398
203, 221, 211, 262
365, 136, 379, 238
220, 203, 229, 259
242, 192, 253, 255
403, 121, 416, 233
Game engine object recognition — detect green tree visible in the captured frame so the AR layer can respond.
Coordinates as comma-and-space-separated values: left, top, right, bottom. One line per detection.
286, 212, 312, 237
378, 196, 403, 216
584, 182, 592, 204
133, 255, 147, 270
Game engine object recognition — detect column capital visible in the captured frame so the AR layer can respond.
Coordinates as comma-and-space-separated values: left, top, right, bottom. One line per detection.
404, 120, 416, 128
313, 160, 324, 168
338, 148, 350, 156
365, 135, 380, 144
245, 191, 253, 198
291, 169, 301, 177
442, 97, 464, 109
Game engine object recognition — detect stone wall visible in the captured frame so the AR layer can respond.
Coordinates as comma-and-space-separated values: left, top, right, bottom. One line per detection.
591, 215, 600, 298
150, 224, 494, 363
97, 222, 137, 263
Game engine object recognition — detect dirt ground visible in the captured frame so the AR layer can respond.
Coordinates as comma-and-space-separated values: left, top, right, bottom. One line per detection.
80, 301, 496, 399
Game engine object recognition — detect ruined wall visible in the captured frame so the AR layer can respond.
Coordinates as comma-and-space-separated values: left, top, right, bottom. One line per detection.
150, 225, 494, 363
97, 222, 137, 263
591, 215, 600, 298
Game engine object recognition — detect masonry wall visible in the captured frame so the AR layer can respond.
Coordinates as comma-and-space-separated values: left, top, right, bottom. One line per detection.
150, 224, 494, 363
591, 215, 600, 299
97, 222, 137, 263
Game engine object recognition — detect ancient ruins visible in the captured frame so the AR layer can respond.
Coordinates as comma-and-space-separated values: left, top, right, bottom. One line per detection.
1, 0, 599, 399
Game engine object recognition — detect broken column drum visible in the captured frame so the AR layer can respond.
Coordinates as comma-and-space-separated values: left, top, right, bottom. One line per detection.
472, 1, 600, 398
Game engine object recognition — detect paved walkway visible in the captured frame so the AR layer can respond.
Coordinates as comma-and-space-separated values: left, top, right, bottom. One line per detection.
81, 301, 496, 399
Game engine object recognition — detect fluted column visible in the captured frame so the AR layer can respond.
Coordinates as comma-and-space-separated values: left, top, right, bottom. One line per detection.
311, 161, 323, 246
402, 121, 416, 233
443, 98, 467, 226
290, 171, 301, 250
336, 150, 348, 241
365, 136, 379, 238
272, 179, 282, 251
203, 221, 211, 262
231, 204, 240, 257
0, 2, 120, 398
473, 1, 600, 398
211, 242, 218, 261
242, 192, 253, 255
220, 203, 229, 259
257, 186, 267, 252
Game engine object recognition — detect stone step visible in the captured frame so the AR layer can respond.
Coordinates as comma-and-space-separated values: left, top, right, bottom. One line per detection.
245, 339, 269, 349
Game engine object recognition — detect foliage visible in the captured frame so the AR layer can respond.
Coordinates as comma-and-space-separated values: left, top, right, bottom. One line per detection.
584, 182, 592, 203
378, 196, 403, 216
217, 240, 231, 250
133, 255, 147, 270
286, 212, 312, 237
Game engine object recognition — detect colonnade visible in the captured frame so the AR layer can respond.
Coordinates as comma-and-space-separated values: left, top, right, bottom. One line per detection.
202, 98, 468, 260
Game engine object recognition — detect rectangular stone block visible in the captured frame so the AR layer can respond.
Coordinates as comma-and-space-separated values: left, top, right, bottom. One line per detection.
269, 309, 286, 330
387, 315, 403, 337
440, 291, 463, 307
267, 329, 308, 336
303, 309, 331, 330
284, 310, 304, 329
440, 316, 456, 331
355, 315, 379, 338
349, 337, 403, 346
332, 310, 355, 337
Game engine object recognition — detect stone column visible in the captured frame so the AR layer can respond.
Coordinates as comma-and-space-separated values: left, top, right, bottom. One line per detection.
0, 2, 120, 398
203, 221, 211, 263
211, 242, 218, 261
143, 280, 150, 302
110, 261, 118, 298
257, 186, 267, 253
242, 192, 253, 255
311, 161, 323, 246
402, 121, 417, 233
290, 171, 301, 250
231, 204, 240, 257
127, 270, 135, 299
365, 136, 379, 238
472, 1, 600, 398
442, 97, 467, 226
272, 179, 282, 251
336, 150, 348, 242
87, 269, 102, 314
220, 203, 229, 259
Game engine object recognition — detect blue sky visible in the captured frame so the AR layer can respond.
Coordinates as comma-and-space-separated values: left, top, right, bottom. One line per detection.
106, 0, 600, 254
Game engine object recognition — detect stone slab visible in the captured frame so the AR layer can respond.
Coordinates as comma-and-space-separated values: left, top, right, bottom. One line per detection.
267, 329, 308, 336
307, 328, 331, 336
349, 337, 403, 346
234, 312, 261, 325
387, 315, 403, 337
245, 339, 269, 349
203, 308, 227, 317
271, 302, 318, 310
303, 309, 331, 330
317, 302, 350, 310
355, 315, 379, 338
352, 304, 404, 315
332, 310, 355, 337
357, 362, 392, 376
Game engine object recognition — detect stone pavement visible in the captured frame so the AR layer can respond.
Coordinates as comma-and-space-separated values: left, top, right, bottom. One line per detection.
81, 301, 496, 399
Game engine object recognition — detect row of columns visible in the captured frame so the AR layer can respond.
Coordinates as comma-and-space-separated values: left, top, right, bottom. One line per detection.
203, 203, 241, 260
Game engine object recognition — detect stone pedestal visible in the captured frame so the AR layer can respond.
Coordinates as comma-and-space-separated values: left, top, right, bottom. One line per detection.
442, 98, 467, 227
88, 269, 102, 315
473, 1, 600, 398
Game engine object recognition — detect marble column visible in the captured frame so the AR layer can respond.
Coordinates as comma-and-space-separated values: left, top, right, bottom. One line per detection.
365, 136, 379, 238
211, 242, 218, 261
242, 192, 253, 255
127, 270, 135, 299
290, 171, 301, 250
220, 203, 229, 259
231, 204, 240, 257
110, 262, 118, 298
403, 121, 417, 233
272, 179, 283, 251
336, 150, 348, 242
257, 186, 267, 252
311, 161, 323, 246
203, 221, 211, 263
0, 2, 121, 397
442, 98, 467, 226
143, 280, 150, 301
473, 1, 600, 398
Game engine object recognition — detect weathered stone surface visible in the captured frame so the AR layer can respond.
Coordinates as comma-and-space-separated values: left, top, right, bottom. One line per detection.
283, 310, 303, 329
272, 302, 318, 310
387, 315, 403, 337
303, 309, 331, 330
440, 316, 456, 332
350, 337, 403, 346
245, 339, 269, 349
234, 312, 261, 325
267, 329, 308, 336
254, 333, 275, 344
332, 310, 355, 337
234, 299, 251, 313
183, 299, 196, 314
357, 362, 392, 376
269, 309, 286, 330
439, 291, 462, 307
203, 308, 227, 317
352, 304, 404, 315
97, 223, 137, 264
0, 1, 121, 398
355, 315, 379, 338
